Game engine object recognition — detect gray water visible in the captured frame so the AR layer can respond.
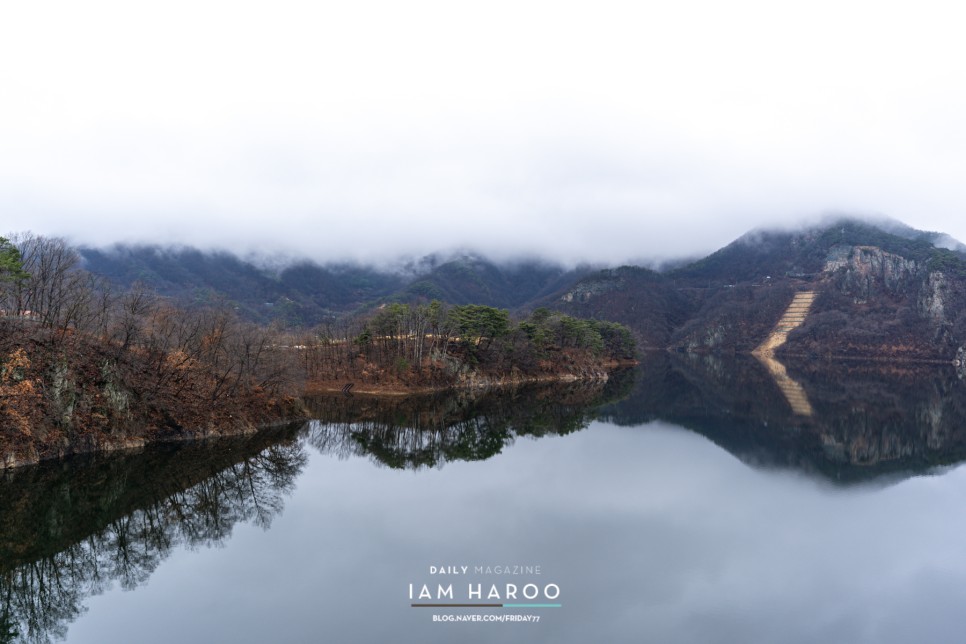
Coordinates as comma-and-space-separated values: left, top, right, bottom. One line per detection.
5, 357, 966, 643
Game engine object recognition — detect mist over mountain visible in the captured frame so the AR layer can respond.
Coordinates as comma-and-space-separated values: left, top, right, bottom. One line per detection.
539, 216, 966, 359
71, 215, 966, 363
77, 244, 587, 327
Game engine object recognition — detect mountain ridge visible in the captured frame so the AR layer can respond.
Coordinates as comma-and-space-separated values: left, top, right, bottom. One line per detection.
73, 216, 966, 360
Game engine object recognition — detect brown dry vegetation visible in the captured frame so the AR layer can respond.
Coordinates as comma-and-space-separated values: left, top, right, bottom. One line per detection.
296, 303, 637, 394
0, 320, 304, 468
0, 234, 306, 467
0, 235, 636, 468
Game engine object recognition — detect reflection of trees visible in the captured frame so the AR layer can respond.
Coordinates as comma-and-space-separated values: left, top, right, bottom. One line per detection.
305, 377, 634, 470
0, 425, 306, 644
600, 353, 966, 482
310, 417, 510, 469
783, 359, 966, 472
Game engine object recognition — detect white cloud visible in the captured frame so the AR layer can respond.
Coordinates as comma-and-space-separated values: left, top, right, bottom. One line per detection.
2, 0, 966, 264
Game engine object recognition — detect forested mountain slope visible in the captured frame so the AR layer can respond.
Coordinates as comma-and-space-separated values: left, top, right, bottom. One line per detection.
539, 218, 966, 360
79, 246, 584, 326
75, 217, 966, 361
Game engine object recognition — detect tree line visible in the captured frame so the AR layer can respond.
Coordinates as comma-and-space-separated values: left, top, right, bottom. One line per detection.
1, 233, 294, 398
0, 232, 636, 452
300, 300, 636, 387
1, 233, 301, 463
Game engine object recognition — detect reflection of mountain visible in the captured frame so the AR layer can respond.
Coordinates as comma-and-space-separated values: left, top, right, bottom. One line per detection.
0, 425, 307, 644
309, 354, 921, 481
599, 354, 966, 482
6, 360, 966, 640
753, 351, 814, 416
304, 377, 634, 470
0, 381, 635, 643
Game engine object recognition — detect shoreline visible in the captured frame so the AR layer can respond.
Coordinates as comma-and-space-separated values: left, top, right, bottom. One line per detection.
1, 366, 634, 471
303, 361, 637, 397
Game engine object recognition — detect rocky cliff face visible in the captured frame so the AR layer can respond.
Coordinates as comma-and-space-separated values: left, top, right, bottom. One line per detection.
669, 239, 966, 359
919, 271, 949, 324
0, 327, 307, 470
559, 269, 628, 303
824, 245, 921, 300
821, 244, 966, 344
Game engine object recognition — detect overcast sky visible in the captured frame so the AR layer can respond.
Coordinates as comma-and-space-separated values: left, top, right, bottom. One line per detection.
2, 0, 965, 266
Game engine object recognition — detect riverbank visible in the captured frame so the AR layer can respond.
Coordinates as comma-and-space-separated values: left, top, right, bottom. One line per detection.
304, 358, 636, 396
0, 326, 308, 469
1, 299, 639, 469
0, 325, 634, 469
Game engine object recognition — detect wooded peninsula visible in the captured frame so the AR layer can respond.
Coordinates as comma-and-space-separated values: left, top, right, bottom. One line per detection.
8, 216, 966, 468
0, 233, 636, 468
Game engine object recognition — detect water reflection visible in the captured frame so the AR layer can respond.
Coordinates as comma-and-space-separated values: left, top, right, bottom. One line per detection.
5, 360, 966, 642
753, 352, 814, 416
303, 378, 633, 469
0, 381, 628, 643
0, 426, 307, 644
600, 353, 966, 481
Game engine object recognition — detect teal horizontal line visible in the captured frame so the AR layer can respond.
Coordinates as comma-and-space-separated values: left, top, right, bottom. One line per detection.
503, 604, 562, 608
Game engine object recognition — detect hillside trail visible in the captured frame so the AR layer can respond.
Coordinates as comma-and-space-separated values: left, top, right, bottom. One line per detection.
753, 290, 818, 416
753, 290, 818, 355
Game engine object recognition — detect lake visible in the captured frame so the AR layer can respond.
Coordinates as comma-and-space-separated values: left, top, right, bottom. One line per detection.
4, 354, 966, 643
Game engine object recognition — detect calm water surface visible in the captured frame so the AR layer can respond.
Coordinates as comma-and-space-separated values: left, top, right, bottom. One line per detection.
4, 356, 966, 643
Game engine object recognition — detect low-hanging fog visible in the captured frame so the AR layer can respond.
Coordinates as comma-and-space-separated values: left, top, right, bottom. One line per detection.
2, 0, 965, 266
